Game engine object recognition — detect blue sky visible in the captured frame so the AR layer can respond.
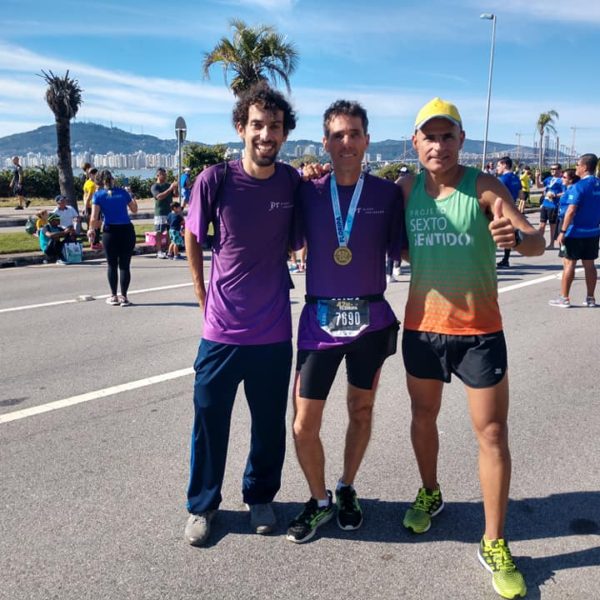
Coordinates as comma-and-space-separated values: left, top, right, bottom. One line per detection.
1, 0, 599, 153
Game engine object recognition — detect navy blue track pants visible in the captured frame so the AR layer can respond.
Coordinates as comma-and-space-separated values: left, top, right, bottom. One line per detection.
187, 339, 292, 514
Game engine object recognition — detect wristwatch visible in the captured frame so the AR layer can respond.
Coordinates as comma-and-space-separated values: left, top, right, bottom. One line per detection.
514, 228, 523, 247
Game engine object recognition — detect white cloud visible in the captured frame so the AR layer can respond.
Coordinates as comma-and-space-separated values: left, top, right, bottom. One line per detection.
482, 0, 600, 24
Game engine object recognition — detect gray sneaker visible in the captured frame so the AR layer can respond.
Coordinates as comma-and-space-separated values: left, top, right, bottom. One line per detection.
184, 510, 216, 546
548, 296, 570, 308
246, 502, 276, 535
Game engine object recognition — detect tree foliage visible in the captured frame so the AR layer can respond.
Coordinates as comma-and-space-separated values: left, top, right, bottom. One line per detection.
0, 166, 84, 199
376, 163, 414, 181
40, 70, 83, 209
183, 143, 227, 178
536, 110, 559, 170
203, 19, 298, 96
289, 155, 319, 169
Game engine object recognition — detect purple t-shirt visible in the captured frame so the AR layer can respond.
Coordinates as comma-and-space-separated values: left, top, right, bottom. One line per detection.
297, 173, 404, 350
186, 160, 300, 345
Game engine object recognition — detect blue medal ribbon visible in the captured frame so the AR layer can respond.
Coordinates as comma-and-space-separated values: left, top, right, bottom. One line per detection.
330, 172, 365, 249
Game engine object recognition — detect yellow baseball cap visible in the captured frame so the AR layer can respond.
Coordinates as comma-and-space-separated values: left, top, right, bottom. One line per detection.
414, 97, 462, 130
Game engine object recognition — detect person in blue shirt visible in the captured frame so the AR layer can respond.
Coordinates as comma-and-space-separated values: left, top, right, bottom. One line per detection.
536, 163, 566, 249
180, 167, 192, 210
89, 169, 139, 307
550, 153, 600, 308
496, 156, 522, 268
167, 201, 185, 260
555, 169, 580, 238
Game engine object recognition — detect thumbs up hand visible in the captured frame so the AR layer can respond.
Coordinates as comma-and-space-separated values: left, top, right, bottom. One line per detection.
489, 197, 516, 248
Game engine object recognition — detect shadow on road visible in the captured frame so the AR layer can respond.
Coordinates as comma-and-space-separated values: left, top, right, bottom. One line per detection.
194, 491, 600, 596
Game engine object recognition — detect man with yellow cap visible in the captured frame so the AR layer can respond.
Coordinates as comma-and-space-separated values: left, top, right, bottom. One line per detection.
396, 97, 544, 599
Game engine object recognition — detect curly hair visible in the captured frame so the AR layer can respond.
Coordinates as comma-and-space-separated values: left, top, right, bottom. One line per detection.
232, 81, 296, 134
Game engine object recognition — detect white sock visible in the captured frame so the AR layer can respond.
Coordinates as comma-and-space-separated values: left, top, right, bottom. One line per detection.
317, 497, 330, 508
336, 479, 353, 492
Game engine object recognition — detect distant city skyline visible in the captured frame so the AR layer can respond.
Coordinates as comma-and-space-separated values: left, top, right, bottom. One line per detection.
1, 0, 599, 153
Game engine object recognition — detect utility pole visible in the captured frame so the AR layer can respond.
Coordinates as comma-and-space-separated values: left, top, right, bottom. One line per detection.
515, 132, 522, 161
570, 126, 577, 166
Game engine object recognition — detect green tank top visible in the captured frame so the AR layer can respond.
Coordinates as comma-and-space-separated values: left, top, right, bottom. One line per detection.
404, 166, 502, 334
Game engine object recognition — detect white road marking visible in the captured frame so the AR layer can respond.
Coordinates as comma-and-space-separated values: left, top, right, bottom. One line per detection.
498, 267, 582, 294
0, 282, 193, 314
499, 272, 560, 293
0, 367, 194, 425
0, 266, 584, 425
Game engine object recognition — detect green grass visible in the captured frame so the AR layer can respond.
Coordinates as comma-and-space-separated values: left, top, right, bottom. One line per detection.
0, 197, 54, 210
0, 224, 154, 255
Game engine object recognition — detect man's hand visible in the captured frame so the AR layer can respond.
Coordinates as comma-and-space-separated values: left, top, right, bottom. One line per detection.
302, 163, 324, 180
489, 197, 516, 248
195, 284, 206, 312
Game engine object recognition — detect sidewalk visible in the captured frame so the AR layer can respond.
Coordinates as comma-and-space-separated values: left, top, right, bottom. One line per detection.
0, 197, 156, 228
0, 193, 543, 268
0, 197, 160, 268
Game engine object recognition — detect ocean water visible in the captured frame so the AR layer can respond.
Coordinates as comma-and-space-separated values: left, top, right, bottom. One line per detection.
107, 168, 158, 180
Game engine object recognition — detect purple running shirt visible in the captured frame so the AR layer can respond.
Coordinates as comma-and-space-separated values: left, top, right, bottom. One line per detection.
186, 160, 301, 345
297, 173, 404, 350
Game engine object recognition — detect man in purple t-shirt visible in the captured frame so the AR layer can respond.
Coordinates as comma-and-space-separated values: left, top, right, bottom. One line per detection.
286, 101, 404, 544
183, 83, 301, 546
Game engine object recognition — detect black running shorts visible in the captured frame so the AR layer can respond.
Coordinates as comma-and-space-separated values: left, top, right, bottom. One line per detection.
402, 329, 507, 389
559, 236, 599, 261
540, 206, 558, 224
296, 322, 399, 400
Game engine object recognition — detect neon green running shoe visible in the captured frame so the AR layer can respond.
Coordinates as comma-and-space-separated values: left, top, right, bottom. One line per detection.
478, 537, 527, 599
402, 486, 444, 533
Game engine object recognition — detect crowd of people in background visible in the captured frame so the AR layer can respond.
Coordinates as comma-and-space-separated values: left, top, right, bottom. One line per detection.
5, 81, 600, 600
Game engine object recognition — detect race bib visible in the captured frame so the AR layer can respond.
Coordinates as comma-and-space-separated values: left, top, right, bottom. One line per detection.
317, 298, 370, 337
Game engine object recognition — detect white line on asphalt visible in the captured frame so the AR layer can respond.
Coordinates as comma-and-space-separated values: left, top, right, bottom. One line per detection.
498, 267, 582, 294
0, 267, 582, 425
499, 272, 560, 293
0, 282, 193, 314
0, 367, 194, 425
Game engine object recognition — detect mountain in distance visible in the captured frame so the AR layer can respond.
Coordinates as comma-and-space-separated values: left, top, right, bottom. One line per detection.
0, 122, 180, 156
0, 122, 530, 161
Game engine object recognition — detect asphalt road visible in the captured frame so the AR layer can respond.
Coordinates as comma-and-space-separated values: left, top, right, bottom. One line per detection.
1, 229, 599, 600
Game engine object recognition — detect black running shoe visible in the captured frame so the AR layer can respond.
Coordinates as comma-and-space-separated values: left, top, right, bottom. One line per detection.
286, 491, 334, 543
336, 485, 363, 530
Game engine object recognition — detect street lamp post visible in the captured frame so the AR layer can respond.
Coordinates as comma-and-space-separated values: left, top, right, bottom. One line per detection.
175, 116, 187, 202
480, 13, 496, 171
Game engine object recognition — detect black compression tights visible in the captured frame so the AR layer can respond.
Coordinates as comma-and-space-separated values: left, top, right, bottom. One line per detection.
102, 224, 136, 297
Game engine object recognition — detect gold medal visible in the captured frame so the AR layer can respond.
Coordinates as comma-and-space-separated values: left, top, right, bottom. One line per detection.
333, 246, 352, 266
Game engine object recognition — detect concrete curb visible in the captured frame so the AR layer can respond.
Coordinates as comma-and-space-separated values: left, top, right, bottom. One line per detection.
0, 211, 155, 228
0, 243, 160, 268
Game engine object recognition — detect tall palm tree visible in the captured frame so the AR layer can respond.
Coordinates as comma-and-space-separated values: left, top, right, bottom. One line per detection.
203, 19, 298, 96
40, 70, 83, 209
536, 110, 559, 171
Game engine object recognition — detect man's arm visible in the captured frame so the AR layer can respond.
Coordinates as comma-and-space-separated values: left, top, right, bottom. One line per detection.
185, 228, 206, 311
152, 182, 178, 201
478, 173, 545, 257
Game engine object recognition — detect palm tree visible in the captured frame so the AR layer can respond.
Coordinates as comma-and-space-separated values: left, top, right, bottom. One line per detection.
40, 70, 83, 209
536, 110, 559, 171
202, 19, 298, 96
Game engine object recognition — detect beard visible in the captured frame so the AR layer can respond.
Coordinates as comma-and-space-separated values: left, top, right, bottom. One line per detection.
247, 140, 280, 168
252, 153, 277, 167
